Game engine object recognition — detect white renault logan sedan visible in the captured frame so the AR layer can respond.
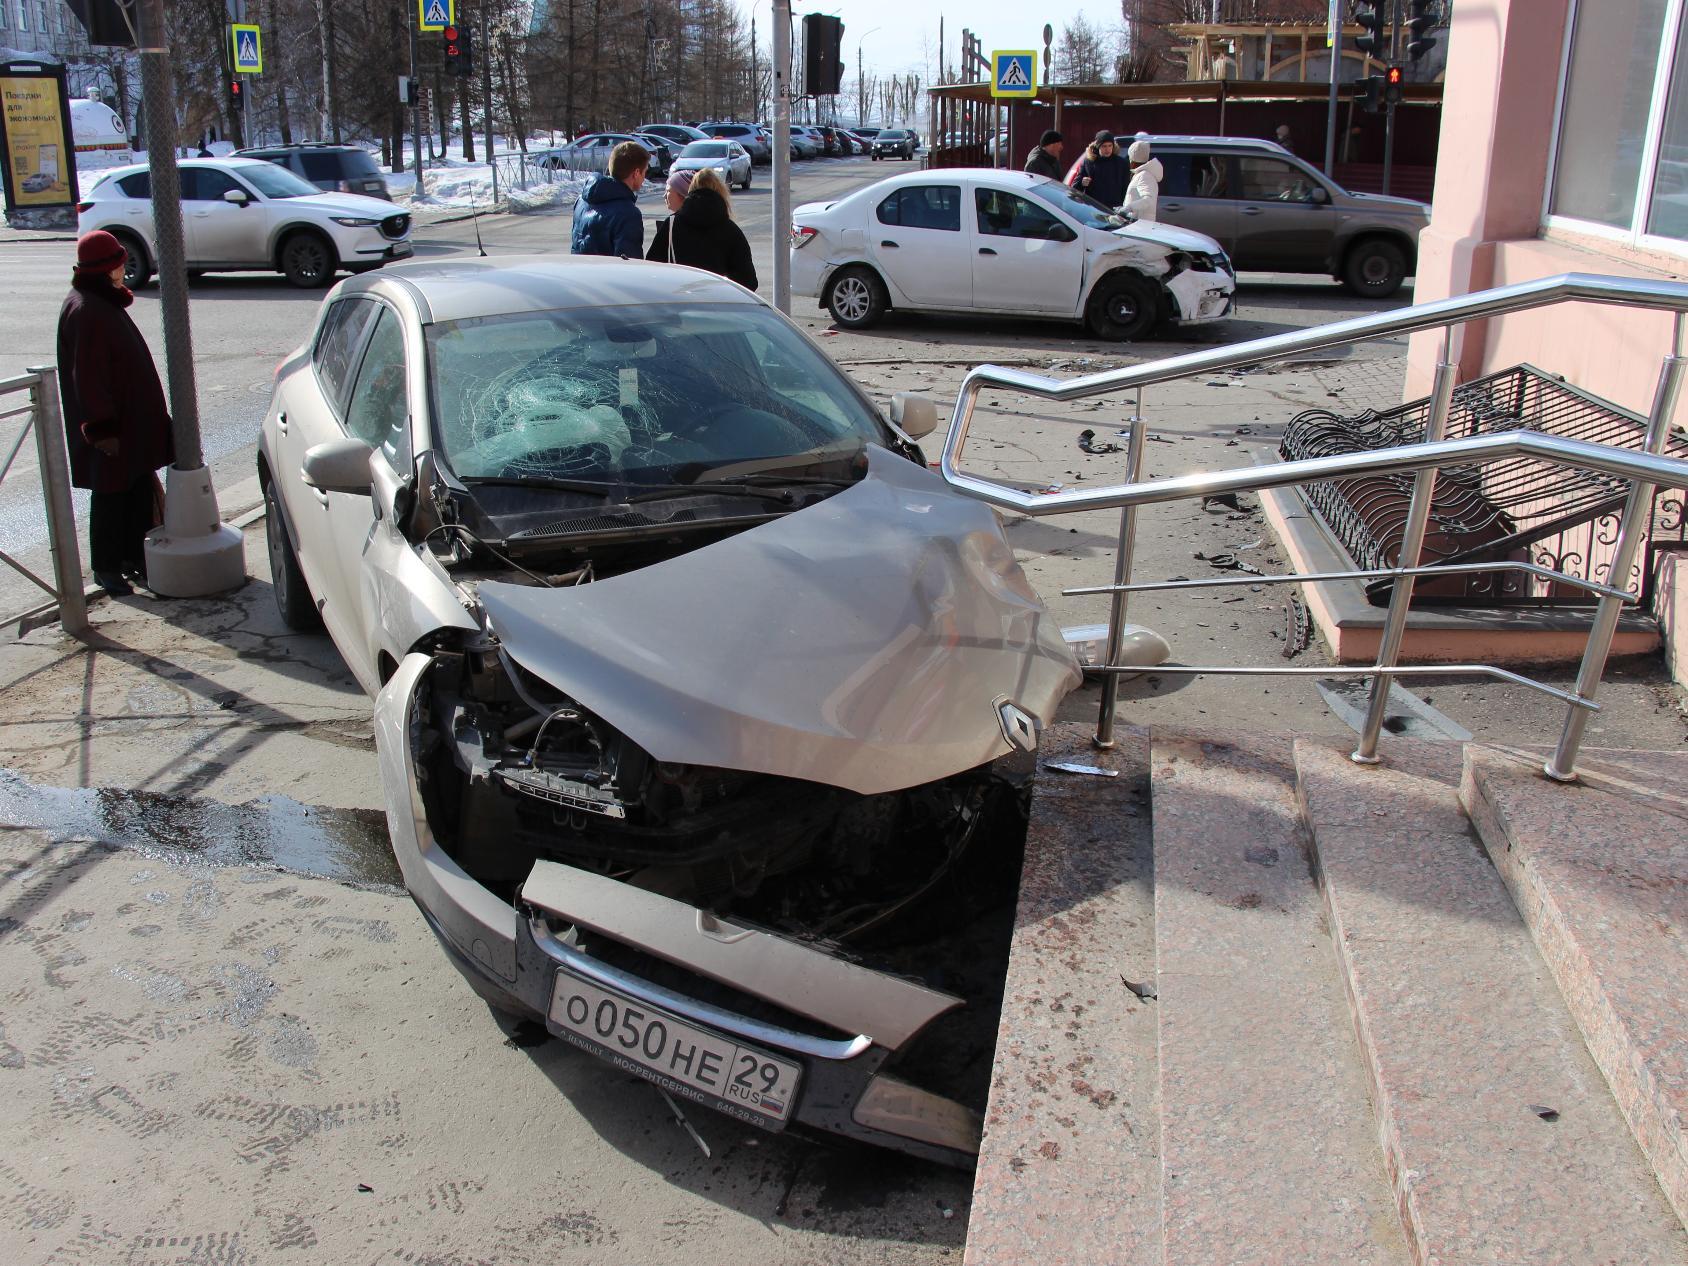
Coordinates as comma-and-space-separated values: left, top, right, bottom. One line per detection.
791, 168, 1235, 340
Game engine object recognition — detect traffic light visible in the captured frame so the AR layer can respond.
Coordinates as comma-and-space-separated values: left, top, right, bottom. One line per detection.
1357, 75, 1382, 113
228, 79, 244, 112
1407, 0, 1438, 62
802, 14, 846, 96
443, 25, 473, 76
1385, 64, 1404, 105
1353, 0, 1386, 59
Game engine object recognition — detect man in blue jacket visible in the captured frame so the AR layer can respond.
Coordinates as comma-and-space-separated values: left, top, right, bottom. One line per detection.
571, 141, 650, 257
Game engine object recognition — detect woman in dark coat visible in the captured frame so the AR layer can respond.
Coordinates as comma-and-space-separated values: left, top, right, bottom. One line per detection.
646, 167, 758, 290
56, 229, 174, 596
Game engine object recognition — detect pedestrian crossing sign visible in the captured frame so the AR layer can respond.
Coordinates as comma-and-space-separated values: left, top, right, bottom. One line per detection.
418, 0, 455, 31
230, 23, 263, 74
991, 50, 1036, 98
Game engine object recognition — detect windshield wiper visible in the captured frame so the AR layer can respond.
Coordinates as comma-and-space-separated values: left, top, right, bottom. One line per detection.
461, 475, 625, 496
627, 483, 796, 505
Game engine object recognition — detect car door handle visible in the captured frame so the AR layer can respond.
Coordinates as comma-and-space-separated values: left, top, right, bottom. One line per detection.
880, 240, 899, 248
1161, 201, 1184, 212
978, 247, 997, 256
1241, 207, 1265, 216
192, 210, 211, 217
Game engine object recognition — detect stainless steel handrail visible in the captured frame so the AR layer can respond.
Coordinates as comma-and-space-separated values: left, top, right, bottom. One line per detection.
0, 366, 86, 635
936, 273, 1688, 782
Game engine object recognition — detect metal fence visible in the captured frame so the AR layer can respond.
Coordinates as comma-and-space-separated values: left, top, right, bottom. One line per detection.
492, 148, 597, 194
936, 272, 1688, 784
0, 366, 87, 634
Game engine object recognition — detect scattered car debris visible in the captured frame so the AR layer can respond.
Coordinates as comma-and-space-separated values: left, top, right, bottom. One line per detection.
1201, 492, 1244, 512
1283, 594, 1312, 658
1042, 761, 1120, 778
660, 1087, 712, 1157
1530, 1105, 1560, 1122
1077, 428, 1123, 455
1121, 977, 1157, 1001
1194, 549, 1266, 576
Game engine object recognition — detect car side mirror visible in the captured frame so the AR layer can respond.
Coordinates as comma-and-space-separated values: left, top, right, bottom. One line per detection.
302, 437, 375, 495
890, 392, 939, 440
1049, 223, 1078, 242
1308, 186, 1330, 205
223, 188, 249, 205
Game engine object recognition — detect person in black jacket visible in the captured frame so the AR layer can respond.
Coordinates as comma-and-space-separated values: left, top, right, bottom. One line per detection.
56, 230, 174, 596
646, 167, 757, 290
1072, 130, 1129, 209
1024, 129, 1065, 180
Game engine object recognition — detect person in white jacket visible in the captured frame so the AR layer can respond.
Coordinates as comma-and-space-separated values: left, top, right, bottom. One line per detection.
1123, 139, 1163, 222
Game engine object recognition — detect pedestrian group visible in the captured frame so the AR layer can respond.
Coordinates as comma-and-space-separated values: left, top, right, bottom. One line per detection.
1024, 128, 1161, 224
571, 139, 757, 290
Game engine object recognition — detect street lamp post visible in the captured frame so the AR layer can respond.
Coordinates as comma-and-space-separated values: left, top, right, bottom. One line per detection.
855, 27, 881, 128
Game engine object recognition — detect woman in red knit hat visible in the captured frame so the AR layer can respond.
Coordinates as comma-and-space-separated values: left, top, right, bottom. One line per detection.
56, 229, 174, 596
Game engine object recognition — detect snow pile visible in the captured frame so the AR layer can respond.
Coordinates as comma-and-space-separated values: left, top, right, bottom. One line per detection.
507, 173, 591, 214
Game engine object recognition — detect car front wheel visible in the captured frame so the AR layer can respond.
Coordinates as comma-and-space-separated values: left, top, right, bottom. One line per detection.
264, 480, 321, 631
1342, 238, 1408, 298
280, 231, 337, 288
114, 232, 151, 289
826, 267, 887, 329
1085, 271, 1159, 341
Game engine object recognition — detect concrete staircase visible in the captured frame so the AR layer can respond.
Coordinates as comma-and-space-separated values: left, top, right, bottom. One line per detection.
965, 723, 1688, 1265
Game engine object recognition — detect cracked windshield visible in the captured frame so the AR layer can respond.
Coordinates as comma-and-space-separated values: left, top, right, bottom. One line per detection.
428, 303, 886, 487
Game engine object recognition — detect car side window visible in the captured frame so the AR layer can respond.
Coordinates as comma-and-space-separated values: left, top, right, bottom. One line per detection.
299, 153, 341, 182
342, 307, 411, 466
1159, 153, 1230, 199
876, 185, 961, 231
975, 189, 1072, 240
1236, 157, 1316, 202
313, 298, 377, 414
185, 168, 242, 201
116, 171, 150, 198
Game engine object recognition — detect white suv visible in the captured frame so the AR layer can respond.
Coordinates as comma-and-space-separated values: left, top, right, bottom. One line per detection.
78, 157, 414, 289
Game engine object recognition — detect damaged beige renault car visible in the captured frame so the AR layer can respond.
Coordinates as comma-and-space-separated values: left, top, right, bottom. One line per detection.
257, 257, 1079, 1167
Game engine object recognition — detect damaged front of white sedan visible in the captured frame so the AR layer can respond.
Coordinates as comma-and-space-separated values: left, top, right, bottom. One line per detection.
258, 258, 1080, 1167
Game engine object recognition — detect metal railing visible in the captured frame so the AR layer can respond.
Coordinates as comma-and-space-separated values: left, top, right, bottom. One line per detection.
936, 273, 1688, 782
0, 366, 87, 635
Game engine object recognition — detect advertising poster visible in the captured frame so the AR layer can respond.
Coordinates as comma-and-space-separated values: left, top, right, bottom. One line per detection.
0, 62, 80, 223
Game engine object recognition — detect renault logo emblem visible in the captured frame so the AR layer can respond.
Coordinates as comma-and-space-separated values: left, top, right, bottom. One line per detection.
996, 699, 1039, 752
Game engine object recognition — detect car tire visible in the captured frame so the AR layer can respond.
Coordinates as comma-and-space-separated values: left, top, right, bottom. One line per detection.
826, 266, 888, 329
872, 153, 881, 161
265, 479, 321, 632
113, 232, 151, 290
1342, 237, 1408, 298
279, 230, 337, 289
740, 170, 751, 191
1085, 271, 1160, 342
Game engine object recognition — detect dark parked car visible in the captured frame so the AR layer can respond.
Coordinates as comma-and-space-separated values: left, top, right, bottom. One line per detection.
1137, 134, 1429, 297
872, 129, 915, 160
236, 143, 392, 201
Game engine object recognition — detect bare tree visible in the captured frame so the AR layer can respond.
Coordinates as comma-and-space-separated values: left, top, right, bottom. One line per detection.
1056, 13, 1111, 85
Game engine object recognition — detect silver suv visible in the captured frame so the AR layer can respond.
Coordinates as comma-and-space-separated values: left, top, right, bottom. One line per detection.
1141, 135, 1428, 297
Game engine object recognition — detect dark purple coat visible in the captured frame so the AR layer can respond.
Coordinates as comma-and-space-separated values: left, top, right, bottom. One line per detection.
56, 278, 173, 494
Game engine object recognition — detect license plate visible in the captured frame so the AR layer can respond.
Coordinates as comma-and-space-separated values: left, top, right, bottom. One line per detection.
389, 242, 413, 257
548, 971, 802, 1128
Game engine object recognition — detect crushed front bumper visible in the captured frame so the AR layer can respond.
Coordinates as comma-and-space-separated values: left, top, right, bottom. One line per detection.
375, 652, 983, 1168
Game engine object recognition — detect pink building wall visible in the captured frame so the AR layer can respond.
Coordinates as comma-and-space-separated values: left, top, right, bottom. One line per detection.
1406, 0, 1688, 683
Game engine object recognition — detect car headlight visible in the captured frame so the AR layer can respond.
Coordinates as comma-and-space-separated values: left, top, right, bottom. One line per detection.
332, 216, 380, 227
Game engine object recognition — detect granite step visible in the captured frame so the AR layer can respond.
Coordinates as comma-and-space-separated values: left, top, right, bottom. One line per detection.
1295, 739, 1688, 1263
1461, 744, 1688, 1233
964, 722, 1161, 1266
1150, 731, 1409, 1266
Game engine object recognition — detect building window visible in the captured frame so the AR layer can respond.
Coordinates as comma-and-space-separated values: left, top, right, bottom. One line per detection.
17, 1, 27, 31
1549, 0, 1688, 246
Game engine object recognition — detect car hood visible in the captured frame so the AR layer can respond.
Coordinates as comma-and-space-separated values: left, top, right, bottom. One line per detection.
273, 190, 402, 220
476, 446, 1080, 796
1108, 219, 1225, 253
1343, 191, 1430, 219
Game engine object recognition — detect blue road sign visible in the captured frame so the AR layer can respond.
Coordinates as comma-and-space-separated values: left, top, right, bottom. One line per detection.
418, 0, 455, 32
991, 51, 1035, 98
231, 23, 263, 74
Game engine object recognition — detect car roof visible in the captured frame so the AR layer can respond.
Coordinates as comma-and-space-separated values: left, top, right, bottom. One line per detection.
91, 155, 292, 183
352, 255, 763, 324
1134, 135, 1294, 154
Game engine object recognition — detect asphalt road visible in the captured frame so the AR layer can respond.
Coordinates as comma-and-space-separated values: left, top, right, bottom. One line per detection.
0, 154, 1410, 618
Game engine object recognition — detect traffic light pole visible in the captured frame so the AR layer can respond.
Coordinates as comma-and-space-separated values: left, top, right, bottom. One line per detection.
772, 0, 793, 314
409, 6, 424, 190
137, 0, 245, 595
1381, 0, 1400, 196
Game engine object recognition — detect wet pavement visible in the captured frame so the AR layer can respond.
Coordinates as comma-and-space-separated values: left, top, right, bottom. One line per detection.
0, 767, 400, 889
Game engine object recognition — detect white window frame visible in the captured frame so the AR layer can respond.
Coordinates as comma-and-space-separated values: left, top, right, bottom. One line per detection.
1544, 0, 1688, 256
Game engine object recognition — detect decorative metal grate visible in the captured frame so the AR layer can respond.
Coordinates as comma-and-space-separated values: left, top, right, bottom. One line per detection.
1281, 364, 1688, 607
